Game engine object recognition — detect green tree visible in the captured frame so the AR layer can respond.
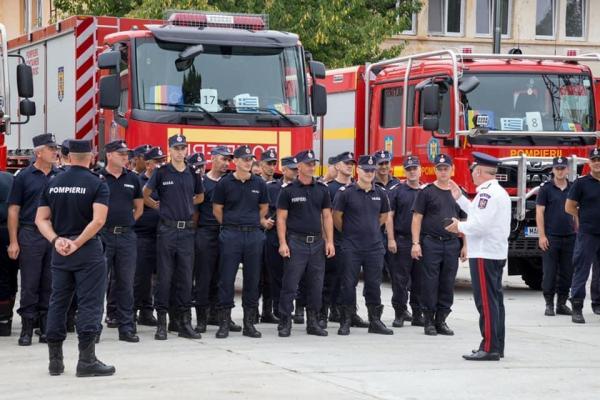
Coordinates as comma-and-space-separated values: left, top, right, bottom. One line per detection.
54, 0, 141, 16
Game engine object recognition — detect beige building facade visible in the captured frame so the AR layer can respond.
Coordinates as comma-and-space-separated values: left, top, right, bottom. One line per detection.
0, 0, 54, 39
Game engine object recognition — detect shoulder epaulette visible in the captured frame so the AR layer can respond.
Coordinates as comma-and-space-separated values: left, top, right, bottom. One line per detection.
318, 180, 328, 187
420, 183, 430, 190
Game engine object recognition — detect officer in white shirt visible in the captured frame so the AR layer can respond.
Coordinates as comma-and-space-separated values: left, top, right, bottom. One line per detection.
446, 152, 511, 361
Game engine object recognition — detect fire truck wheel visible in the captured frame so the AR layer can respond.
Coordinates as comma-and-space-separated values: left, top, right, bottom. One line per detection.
521, 264, 543, 291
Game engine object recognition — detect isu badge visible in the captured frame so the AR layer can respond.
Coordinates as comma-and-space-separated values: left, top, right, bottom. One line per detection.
478, 198, 488, 209
57, 67, 65, 102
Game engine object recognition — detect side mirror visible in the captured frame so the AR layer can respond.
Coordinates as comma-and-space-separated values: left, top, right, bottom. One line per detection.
422, 85, 440, 115
98, 51, 120, 70
458, 75, 480, 94
311, 83, 327, 117
99, 75, 121, 110
309, 61, 326, 79
423, 115, 439, 132
16, 64, 34, 98
19, 99, 36, 116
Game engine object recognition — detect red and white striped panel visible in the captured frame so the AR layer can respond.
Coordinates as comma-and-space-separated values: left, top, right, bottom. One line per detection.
75, 17, 97, 141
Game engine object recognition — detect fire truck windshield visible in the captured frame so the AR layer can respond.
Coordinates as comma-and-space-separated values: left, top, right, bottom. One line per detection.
462, 73, 594, 136
135, 38, 307, 118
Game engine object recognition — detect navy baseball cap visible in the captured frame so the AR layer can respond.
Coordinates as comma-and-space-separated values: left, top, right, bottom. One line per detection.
133, 144, 152, 157
233, 145, 254, 159
373, 149, 391, 164
60, 139, 70, 156
105, 140, 129, 153
327, 155, 338, 165
144, 146, 166, 161
434, 154, 453, 167
68, 139, 92, 153
403, 155, 420, 168
294, 150, 319, 164
32, 133, 57, 148
589, 148, 600, 160
552, 156, 568, 168
336, 151, 356, 164
187, 152, 206, 166
211, 145, 233, 157
281, 156, 298, 169
471, 152, 499, 168
168, 134, 187, 148
260, 149, 278, 162
357, 155, 377, 171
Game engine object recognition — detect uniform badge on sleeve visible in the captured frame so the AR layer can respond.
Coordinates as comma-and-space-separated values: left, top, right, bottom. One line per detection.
478, 198, 488, 209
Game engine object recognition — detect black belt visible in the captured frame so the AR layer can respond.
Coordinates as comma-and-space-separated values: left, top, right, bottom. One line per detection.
394, 233, 410, 240
104, 226, 131, 235
288, 232, 321, 244
223, 225, 259, 232
20, 224, 38, 232
198, 225, 220, 231
161, 219, 196, 230
423, 234, 457, 242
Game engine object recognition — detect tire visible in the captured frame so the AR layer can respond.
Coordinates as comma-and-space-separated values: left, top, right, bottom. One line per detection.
521, 260, 543, 290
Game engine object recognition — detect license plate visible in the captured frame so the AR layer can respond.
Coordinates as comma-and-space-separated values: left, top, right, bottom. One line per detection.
524, 226, 539, 238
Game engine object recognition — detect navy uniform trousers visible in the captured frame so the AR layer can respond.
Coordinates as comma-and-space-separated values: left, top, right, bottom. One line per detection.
155, 225, 195, 313
469, 258, 506, 354
264, 229, 283, 313
322, 238, 345, 308
0, 225, 19, 325
101, 229, 137, 333
134, 234, 157, 313
279, 236, 325, 315
339, 247, 385, 306
17, 227, 52, 319
217, 228, 264, 310
420, 236, 460, 313
570, 232, 600, 304
541, 235, 575, 297
193, 226, 220, 308
387, 236, 422, 311
46, 238, 106, 343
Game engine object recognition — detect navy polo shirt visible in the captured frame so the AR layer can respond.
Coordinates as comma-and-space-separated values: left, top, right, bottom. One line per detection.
0, 172, 14, 223
375, 175, 401, 190
134, 172, 159, 236
567, 174, 600, 235
277, 178, 331, 235
267, 179, 283, 219
327, 179, 350, 202
8, 164, 59, 225
389, 182, 420, 236
39, 165, 110, 237
145, 163, 204, 221
412, 183, 465, 240
197, 174, 220, 227
333, 183, 390, 251
212, 173, 268, 227
536, 180, 575, 236
101, 167, 142, 227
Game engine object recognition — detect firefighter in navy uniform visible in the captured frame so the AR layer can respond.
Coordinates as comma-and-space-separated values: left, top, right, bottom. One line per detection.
212, 145, 270, 339
134, 147, 166, 327
0, 171, 18, 336
373, 150, 401, 190
7, 133, 59, 345
144, 134, 204, 340
385, 155, 424, 327
36, 139, 115, 377
132, 144, 151, 175
277, 150, 334, 337
333, 155, 393, 336
536, 156, 576, 316
565, 147, 600, 323
446, 152, 511, 361
264, 156, 298, 323
187, 152, 206, 175
100, 140, 144, 343
411, 154, 466, 336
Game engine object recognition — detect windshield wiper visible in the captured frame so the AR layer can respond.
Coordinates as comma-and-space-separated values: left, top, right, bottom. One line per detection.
222, 105, 299, 126
144, 102, 222, 125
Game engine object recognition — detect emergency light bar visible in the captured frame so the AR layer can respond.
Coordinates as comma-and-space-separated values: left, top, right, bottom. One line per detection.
166, 11, 268, 30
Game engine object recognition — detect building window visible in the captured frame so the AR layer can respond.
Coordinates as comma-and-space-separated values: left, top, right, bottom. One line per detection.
22, 0, 30, 34
475, 0, 511, 37
566, 0, 586, 39
402, 13, 417, 34
397, 1, 417, 34
35, 0, 43, 28
428, 0, 464, 36
536, 0, 556, 38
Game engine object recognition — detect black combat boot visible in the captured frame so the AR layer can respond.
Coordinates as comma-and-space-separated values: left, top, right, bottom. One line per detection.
260, 300, 279, 324
571, 299, 585, 324
18, 317, 34, 346
178, 309, 201, 339
434, 310, 454, 336
423, 311, 437, 336
556, 295, 572, 315
137, 309, 158, 326
329, 304, 341, 323
216, 309, 230, 339
48, 341, 65, 376
411, 307, 424, 327
168, 309, 180, 332
337, 305, 352, 336
392, 305, 411, 328
350, 306, 369, 328
593, 304, 600, 315
278, 314, 292, 337
367, 304, 394, 335
544, 294, 555, 316
207, 306, 219, 325
0, 318, 12, 336
39, 312, 48, 343
76, 338, 116, 377
318, 304, 329, 329
306, 308, 328, 336
242, 307, 262, 338
154, 312, 167, 340
0, 298, 15, 336
194, 306, 207, 333
293, 305, 305, 324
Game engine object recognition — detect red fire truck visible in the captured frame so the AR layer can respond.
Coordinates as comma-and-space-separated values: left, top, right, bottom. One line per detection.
1, 11, 326, 171
318, 49, 600, 289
